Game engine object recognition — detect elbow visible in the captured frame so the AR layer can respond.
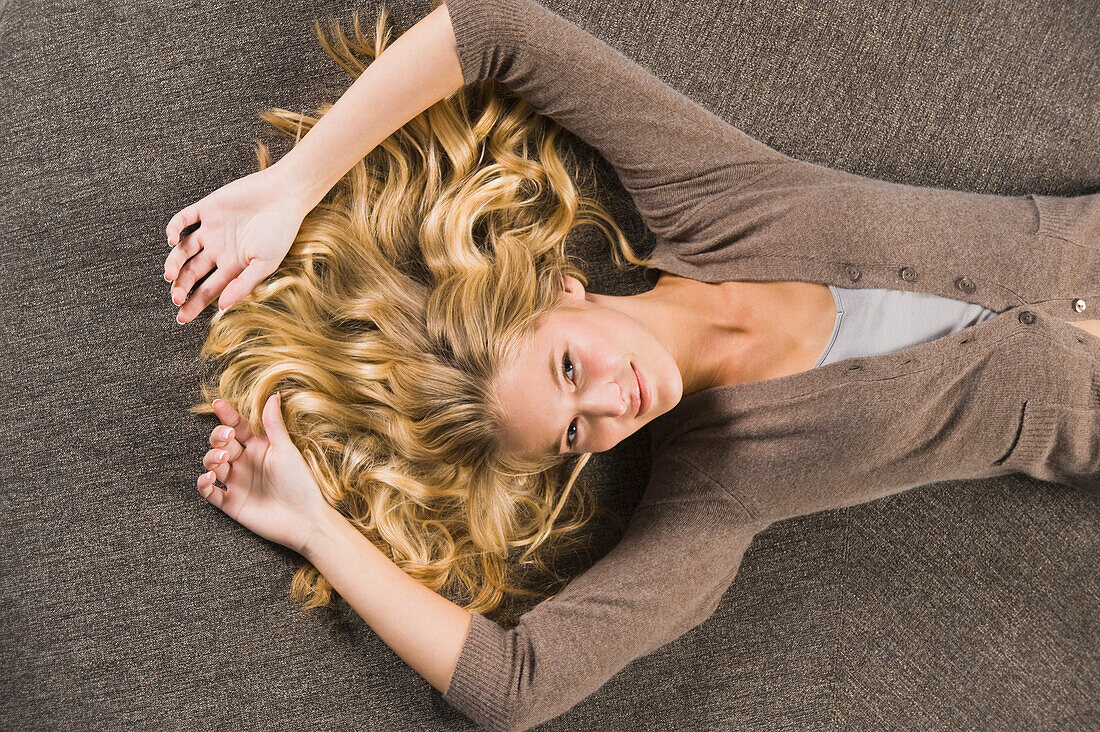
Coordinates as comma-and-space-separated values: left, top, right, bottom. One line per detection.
496, 718, 532, 732
463, 707, 529, 732
451, 700, 536, 732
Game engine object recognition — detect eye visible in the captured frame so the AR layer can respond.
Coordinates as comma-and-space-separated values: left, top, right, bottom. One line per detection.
563, 351, 578, 450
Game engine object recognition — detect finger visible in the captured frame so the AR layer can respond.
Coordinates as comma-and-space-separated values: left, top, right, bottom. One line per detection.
179, 266, 238, 324
209, 423, 241, 453
198, 470, 228, 507
171, 264, 218, 321
212, 398, 256, 444
167, 206, 202, 247
202, 446, 233, 475
171, 242, 215, 302
261, 391, 289, 446
216, 258, 273, 313
202, 454, 233, 493
209, 429, 244, 467
164, 234, 204, 283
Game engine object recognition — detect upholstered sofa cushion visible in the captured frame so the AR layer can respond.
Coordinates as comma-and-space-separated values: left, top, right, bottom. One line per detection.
1, 0, 1095, 728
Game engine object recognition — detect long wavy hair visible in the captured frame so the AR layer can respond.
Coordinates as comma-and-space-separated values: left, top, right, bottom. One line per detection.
189, 1, 651, 624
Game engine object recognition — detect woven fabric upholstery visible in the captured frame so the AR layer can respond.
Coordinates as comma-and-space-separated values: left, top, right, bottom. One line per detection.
0, 1, 1095, 729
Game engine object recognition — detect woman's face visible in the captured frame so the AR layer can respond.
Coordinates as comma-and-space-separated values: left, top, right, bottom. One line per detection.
495, 275, 685, 459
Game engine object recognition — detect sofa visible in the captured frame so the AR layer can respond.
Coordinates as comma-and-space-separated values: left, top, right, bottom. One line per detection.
1, 0, 1095, 728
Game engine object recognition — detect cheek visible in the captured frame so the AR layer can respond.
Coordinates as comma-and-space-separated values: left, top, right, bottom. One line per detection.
590, 425, 616, 453
595, 318, 636, 363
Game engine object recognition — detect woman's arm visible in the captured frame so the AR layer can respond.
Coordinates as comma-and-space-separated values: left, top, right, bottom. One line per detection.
444, 0, 798, 245
303, 508, 474, 697
277, 0, 800, 244
275, 3, 466, 212
305, 454, 770, 732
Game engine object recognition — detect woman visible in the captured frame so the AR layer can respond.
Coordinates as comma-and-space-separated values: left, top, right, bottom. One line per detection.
163, 1, 1099, 730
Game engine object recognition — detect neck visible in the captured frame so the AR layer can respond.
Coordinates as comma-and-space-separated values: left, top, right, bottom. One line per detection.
590, 275, 755, 396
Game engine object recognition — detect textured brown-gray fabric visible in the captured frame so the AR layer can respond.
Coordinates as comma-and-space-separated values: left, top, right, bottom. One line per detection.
0, 0, 1096, 730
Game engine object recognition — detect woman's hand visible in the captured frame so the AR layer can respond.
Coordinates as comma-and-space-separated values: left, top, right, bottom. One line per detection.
197, 392, 337, 556
164, 167, 308, 324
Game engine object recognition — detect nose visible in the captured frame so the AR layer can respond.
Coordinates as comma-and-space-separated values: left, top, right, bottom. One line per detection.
579, 373, 631, 418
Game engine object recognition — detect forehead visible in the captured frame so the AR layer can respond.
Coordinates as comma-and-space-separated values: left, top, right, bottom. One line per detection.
515, 302, 581, 353
496, 307, 578, 458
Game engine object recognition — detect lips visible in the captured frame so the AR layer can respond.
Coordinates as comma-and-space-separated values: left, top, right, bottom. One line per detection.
632, 363, 651, 418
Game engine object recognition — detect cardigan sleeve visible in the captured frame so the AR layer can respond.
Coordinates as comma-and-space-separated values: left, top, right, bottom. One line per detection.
441, 492, 770, 731
442, 0, 798, 247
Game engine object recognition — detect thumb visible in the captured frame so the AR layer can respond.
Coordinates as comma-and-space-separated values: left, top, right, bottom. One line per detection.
261, 391, 291, 446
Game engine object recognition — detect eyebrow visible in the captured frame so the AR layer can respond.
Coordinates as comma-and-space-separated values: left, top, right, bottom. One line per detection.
548, 346, 564, 455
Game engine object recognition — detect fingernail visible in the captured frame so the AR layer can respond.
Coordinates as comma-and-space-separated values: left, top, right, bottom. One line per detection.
212, 399, 222, 408
176, 313, 185, 324
163, 272, 172, 282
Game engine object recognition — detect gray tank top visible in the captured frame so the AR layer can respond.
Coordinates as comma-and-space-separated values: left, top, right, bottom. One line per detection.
811, 286, 1082, 366
812, 285, 1001, 368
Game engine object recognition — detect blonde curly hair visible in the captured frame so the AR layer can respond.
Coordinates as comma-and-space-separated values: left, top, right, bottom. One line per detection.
188, 2, 651, 624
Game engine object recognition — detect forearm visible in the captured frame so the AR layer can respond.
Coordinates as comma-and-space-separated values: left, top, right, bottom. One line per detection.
303, 508, 473, 695
276, 3, 465, 212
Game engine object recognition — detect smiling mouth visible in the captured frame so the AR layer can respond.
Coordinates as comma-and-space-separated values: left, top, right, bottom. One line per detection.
632, 362, 650, 418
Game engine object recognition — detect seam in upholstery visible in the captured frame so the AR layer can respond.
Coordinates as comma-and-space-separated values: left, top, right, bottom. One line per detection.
829, 510, 853, 731
0, 0, 12, 41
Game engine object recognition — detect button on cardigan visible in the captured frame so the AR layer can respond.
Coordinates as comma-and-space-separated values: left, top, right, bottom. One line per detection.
439, 0, 1100, 729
